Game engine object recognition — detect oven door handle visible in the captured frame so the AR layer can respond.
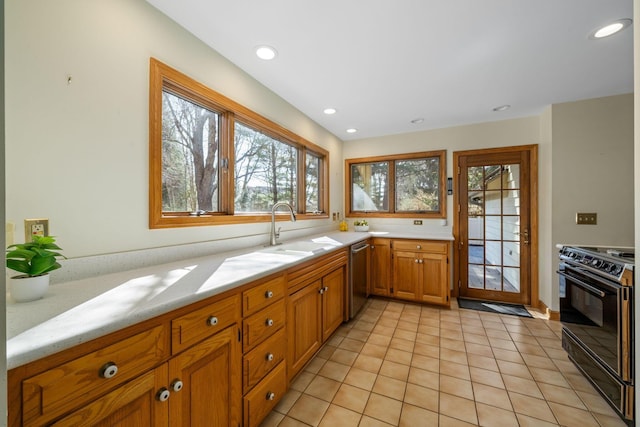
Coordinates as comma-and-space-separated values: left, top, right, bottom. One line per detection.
556, 270, 606, 298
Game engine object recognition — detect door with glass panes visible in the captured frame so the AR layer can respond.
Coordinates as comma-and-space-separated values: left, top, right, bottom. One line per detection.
456, 149, 532, 305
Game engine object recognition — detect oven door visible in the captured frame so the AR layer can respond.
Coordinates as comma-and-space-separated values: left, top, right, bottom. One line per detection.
558, 262, 625, 378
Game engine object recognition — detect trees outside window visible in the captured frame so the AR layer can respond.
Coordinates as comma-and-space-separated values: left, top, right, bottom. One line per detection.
346, 150, 446, 219
149, 58, 328, 228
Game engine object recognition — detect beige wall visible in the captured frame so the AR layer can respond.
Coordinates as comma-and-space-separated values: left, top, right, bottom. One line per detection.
344, 94, 634, 310
5, 0, 343, 258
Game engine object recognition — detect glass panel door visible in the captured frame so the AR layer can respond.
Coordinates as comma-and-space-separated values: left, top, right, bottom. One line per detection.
458, 151, 531, 304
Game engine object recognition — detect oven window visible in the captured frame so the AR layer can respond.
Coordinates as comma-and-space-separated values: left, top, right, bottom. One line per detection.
570, 286, 603, 327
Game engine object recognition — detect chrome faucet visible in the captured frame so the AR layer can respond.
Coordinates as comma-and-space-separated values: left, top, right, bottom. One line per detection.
270, 202, 296, 246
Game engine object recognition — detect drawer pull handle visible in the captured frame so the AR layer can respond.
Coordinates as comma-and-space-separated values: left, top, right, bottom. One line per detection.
208, 316, 219, 326
265, 318, 274, 327
100, 362, 118, 379
266, 392, 276, 401
171, 380, 184, 392
265, 290, 274, 299
156, 388, 170, 402
414, 259, 419, 263
266, 353, 274, 362
417, 245, 421, 249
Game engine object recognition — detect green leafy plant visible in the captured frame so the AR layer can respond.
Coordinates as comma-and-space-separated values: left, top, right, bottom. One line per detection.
353, 220, 368, 226
6, 235, 66, 277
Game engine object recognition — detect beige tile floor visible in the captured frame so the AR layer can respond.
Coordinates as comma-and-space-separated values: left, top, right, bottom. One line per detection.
260, 298, 629, 427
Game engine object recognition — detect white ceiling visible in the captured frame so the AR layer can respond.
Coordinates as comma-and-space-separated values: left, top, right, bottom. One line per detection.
146, 0, 633, 141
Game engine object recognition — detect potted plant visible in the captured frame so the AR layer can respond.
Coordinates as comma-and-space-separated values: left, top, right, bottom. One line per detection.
6, 235, 65, 302
353, 220, 369, 232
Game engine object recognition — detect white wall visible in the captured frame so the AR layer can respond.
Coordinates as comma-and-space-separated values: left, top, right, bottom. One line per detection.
5, 0, 343, 258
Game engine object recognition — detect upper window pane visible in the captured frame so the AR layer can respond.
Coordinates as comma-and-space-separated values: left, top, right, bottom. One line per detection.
162, 90, 219, 213
234, 122, 297, 212
351, 162, 389, 212
395, 157, 440, 212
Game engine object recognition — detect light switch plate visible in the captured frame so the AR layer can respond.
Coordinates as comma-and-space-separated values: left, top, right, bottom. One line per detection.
576, 213, 597, 225
24, 218, 49, 242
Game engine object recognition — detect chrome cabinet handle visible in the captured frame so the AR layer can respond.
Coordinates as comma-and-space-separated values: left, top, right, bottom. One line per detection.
319, 288, 324, 294
266, 353, 274, 361
208, 316, 218, 326
266, 392, 276, 401
100, 362, 118, 379
414, 259, 419, 263
171, 380, 184, 392
323, 286, 329, 292
417, 245, 422, 249
156, 388, 170, 402
265, 290, 274, 299
265, 318, 274, 327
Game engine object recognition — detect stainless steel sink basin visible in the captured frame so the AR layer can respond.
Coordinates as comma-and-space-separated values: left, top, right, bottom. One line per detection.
261, 241, 333, 255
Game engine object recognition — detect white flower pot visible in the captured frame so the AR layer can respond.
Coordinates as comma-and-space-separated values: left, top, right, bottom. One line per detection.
8, 274, 50, 302
354, 225, 369, 232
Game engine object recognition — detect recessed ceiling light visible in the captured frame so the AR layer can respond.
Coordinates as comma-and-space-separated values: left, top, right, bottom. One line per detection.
346, 128, 358, 134
410, 118, 424, 124
590, 19, 632, 39
255, 45, 277, 60
492, 104, 511, 112
323, 108, 337, 115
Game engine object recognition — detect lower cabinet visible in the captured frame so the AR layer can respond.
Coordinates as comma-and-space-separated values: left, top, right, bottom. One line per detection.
50, 364, 169, 427
9, 254, 351, 427
288, 264, 346, 379
45, 326, 240, 427
370, 238, 391, 297
392, 240, 450, 306
169, 326, 241, 427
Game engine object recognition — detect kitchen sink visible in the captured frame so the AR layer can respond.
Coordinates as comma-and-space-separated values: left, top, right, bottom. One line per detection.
261, 241, 333, 255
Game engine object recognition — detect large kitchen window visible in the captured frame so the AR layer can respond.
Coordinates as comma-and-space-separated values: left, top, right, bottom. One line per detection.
149, 58, 328, 228
346, 150, 446, 218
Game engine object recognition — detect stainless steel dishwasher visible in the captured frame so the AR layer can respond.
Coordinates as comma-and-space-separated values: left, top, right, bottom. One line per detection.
350, 241, 369, 318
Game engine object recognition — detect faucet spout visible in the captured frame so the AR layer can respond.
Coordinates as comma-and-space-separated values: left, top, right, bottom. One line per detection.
270, 202, 296, 246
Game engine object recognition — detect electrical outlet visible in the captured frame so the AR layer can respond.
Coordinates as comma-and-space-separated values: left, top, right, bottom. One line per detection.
576, 213, 597, 225
24, 218, 49, 242
414, 220, 423, 225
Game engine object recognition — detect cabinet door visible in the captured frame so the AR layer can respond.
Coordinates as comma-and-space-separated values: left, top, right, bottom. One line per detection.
322, 267, 345, 341
169, 325, 241, 427
392, 251, 419, 300
287, 281, 322, 379
51, 364, 169, 427
370, 239, 390, 296
419, 253, 449, 306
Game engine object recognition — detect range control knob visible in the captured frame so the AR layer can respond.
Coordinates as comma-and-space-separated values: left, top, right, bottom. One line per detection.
591, 259, 603, 268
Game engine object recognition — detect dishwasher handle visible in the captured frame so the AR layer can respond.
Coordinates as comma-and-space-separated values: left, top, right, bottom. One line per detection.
352, 243, 369, 253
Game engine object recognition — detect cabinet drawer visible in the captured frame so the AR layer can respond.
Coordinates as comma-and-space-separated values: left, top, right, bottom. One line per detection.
243, 299, 285, 352
172, 294, 241, 354
242, 275, 285, 316
393, 240, 448, 253
243, 329, 286, 393
22, 325, 169, 426
243, 361, 287, 427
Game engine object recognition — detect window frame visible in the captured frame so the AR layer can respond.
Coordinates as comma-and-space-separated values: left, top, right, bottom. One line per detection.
345, 150, 446, 219
149, 58, 329, 228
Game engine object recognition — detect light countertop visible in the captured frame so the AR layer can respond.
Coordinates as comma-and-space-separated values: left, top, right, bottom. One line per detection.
7, 230, 453, 369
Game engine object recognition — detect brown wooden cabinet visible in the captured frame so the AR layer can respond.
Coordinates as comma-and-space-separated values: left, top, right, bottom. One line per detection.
169, 325, 241, 427
8, 253, 349, 427
287, 249, 348, 380
392, 240, 450, 306
370, 238, 391, 296
241, 274, 287, 427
